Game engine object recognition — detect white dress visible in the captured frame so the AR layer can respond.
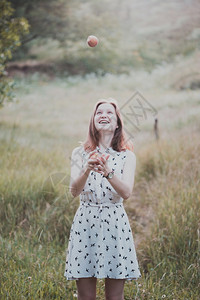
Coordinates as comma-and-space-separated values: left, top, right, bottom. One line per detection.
64, 146, 141, 281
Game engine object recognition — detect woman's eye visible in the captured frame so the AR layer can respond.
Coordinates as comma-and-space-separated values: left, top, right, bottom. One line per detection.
96, 111, 101, 115
108, 111, 113, 114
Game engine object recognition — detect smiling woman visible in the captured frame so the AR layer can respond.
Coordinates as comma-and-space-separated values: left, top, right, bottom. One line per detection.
85, 98, 134, 153
64, 98, 141, 300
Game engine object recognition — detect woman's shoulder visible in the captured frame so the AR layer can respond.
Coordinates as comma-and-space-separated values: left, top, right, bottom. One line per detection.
124, 149, 136, 161
71, 145, 85, 158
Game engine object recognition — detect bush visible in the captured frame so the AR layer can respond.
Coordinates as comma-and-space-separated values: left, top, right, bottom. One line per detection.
0, 0, 29, 107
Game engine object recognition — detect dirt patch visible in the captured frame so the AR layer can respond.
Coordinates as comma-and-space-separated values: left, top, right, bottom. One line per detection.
124, 186, 156, 248
6, 60, 56, 78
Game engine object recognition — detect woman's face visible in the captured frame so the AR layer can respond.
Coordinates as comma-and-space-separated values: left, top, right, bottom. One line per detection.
94, 103, 118, 133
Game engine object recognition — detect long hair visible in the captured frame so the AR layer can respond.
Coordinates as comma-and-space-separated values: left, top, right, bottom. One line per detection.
81, 98, 134, 153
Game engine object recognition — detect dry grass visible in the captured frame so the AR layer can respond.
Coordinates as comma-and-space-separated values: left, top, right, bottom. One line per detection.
125, 131, 200, 244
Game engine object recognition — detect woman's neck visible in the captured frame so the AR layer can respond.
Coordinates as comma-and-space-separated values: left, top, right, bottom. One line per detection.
98, 133, 114, 152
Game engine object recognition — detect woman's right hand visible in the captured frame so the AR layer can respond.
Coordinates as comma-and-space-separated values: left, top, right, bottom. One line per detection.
85, 150, 101, 172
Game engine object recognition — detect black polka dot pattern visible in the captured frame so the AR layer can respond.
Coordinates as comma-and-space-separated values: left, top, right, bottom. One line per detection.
64, 146, 141, 281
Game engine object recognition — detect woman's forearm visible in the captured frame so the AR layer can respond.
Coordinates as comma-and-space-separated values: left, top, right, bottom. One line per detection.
71, 169, 131, 200
70, 166, 90, 197
70, 162, 132, 200
106, 173, 132, 200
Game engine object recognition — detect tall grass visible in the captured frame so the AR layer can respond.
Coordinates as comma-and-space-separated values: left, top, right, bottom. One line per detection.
134, 133, 200, 299
0, 140, 78, 245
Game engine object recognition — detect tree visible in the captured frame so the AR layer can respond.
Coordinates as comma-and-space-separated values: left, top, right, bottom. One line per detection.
0, 0, 29, 108
10, 0, 72, 44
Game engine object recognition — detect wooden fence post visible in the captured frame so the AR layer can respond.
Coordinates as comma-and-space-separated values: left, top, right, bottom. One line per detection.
154, 118, 159, 140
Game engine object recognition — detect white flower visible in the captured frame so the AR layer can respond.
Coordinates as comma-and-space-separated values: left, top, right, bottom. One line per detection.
73, 293, 78, 298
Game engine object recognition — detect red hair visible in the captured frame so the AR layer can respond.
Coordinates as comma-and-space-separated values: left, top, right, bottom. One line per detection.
81, 98, 134, 153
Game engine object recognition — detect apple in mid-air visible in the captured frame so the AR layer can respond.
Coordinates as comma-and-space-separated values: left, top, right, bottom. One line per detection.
87, 35, 99, 47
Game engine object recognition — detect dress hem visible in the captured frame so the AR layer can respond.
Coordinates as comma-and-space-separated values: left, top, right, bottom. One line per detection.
64, 274, 141, 281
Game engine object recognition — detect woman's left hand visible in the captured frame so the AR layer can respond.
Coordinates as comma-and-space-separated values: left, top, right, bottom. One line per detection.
93, 156, 111, 177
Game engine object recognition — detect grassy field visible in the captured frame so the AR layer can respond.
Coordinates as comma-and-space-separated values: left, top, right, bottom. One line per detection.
0, 64, 200, 299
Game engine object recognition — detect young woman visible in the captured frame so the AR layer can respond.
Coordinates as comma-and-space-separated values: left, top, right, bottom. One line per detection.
64, 99, 141, 300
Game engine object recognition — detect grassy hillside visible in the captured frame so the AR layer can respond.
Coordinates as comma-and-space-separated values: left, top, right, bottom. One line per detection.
2, 49, 200, 152
0, 59, 200, 299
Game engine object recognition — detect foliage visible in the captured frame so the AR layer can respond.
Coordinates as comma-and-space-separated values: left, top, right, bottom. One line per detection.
0, 0, 29, 107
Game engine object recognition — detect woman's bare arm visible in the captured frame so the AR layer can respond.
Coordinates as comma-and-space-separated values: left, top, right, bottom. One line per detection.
69, 147, 98, 197
97, 150, 136, 200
